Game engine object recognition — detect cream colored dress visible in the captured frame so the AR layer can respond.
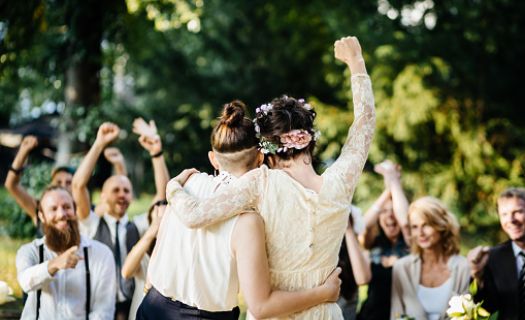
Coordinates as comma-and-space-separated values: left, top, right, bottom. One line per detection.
167, 74, 375, 319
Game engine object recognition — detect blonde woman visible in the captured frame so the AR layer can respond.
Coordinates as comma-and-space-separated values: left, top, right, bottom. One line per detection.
391, 196, 470, 320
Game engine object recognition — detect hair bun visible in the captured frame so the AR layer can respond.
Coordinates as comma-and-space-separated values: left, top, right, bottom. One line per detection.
220, 100, 246, 127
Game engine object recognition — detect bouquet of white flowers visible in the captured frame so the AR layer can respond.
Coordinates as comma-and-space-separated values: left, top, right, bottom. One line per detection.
446, 294, 491, 320
0, 281, 15, 305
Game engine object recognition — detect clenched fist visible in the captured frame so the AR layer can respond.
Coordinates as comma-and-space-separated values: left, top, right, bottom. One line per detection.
334, 36, 367, 75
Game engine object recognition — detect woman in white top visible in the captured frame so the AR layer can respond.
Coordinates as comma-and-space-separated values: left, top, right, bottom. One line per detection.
391, 196, 470, 320
168, 36, 375, 319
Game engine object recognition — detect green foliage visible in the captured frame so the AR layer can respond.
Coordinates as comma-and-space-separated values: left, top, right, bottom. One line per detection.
2, 0, 525, 242
0, 163, 52, 238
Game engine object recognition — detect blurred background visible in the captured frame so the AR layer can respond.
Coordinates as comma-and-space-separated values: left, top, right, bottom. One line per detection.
1, 0, 524, 310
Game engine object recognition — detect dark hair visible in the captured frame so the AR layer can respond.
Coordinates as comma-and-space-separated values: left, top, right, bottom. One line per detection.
255, 95, 317, 160
211, 100, 258, 153
497, 187, 525, 211
51, 166, 75, 179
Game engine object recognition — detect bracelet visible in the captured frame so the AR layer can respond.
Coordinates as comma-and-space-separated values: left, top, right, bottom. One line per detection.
9, 166, 24, 175
151, 150, 163, 158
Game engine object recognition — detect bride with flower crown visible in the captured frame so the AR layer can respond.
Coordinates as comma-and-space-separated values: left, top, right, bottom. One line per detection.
169, 36, 375, 319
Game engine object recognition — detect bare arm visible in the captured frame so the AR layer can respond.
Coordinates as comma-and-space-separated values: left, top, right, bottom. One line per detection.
233, 213, 340, 318
359, 189, 390, 249
72, 123, 120, 220
344, 225, 371, 285
376, 161, 410, 244
4, 136, 39, 224
122, 205, 164, 279
133, 118, 169, 202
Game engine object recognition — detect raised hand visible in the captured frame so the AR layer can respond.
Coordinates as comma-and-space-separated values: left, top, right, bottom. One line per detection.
147, 203, 166, 236
19, 136, 38, 155
47, 246, 82, 275
138, 135, 162, 156
104, 147, 124, 165
374, 160, 401, 186
334, 36, 367, 75
467, 245, 490, 280
95, 122, 120, 147
133, 118, 158, 139
322, 267, 342, 302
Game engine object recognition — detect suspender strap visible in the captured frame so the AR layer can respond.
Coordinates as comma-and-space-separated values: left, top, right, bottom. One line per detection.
36, 243, 44, 320
83, 246, 91, 320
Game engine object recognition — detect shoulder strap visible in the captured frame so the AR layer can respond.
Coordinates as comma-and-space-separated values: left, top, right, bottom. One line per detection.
36, 243, 44, 320
83, 246, 90, 320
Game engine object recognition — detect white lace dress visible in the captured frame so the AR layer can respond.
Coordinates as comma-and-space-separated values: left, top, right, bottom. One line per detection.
167, 74, 375, 319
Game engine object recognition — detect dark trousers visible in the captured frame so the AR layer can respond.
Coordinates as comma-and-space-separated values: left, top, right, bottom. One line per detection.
136, 287, 240, 320
115, 300, 132, 320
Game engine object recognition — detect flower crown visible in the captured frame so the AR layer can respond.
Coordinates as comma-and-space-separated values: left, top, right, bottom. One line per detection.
253, 98, 320, 155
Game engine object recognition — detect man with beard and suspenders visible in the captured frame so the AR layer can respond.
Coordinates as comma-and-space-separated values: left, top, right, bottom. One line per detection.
72, 122, 144, 320
16, 186, 116, 319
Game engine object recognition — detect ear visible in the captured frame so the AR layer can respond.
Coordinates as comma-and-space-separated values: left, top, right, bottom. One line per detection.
38, 210, 45, 225
256, 152, 265, 167
208, 151, 220, 170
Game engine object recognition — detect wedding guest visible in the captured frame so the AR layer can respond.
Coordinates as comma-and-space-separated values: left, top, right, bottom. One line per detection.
166, 35, 375, 319
16, 186, 116, 319
141, 101, 341, 320
337, 206, 371, 320
357, 160, 410, 320
391, 196, 470, 320
468, 187, 525, 320
72, 123, 142, 320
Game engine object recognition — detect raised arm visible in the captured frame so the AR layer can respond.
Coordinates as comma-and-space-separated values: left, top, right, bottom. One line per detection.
104, 147, 127, 176
72, 123, 120, 220
233, 212, 341, 318
167, 167, 264, 228
133, 118, 170, 202
329, 36, 376, 191
4, 136, 39, 224
376, 160, 410, 244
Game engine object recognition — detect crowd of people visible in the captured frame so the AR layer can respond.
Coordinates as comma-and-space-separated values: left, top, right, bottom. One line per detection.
4, 36, 525, 320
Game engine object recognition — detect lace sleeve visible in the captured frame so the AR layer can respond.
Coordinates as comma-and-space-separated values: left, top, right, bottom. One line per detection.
327, 74, 375, 191
166, 167, 264, 228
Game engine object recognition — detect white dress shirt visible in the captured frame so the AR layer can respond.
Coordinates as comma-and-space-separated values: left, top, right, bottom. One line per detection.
512, 241, 525, 277
16, 235, 116, 320
79, 211, 143, 302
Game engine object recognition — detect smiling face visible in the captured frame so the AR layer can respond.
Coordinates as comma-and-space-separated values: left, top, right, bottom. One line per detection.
497, 197, 525, 244
378, 199, 401, 241
38, 188, 80, 252
101, 175, 133, 218
409, 211, 441, 251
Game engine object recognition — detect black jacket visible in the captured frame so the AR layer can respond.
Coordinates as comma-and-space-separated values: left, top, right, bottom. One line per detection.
475, 241, 520, 320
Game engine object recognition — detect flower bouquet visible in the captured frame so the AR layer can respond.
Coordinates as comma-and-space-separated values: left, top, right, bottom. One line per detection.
0, 281, 15, 305
446, 280, 498, 320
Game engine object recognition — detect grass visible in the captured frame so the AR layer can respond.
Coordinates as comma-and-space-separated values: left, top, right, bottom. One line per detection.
0, 235, 27, 298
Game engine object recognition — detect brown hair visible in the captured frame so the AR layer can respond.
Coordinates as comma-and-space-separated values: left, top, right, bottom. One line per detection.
211, 100, 258, 153
38, 185, 76, 214
408, 196, 460, 257
254, 95, 317, 160
497, 187, 525, 212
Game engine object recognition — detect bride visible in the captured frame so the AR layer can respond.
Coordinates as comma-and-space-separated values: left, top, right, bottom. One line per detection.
169, 36, 375, 319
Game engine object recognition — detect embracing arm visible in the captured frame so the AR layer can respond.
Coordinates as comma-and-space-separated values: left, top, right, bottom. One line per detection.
167, 167, 263, 228
4, 136, 39, 224
329, 36, 376, 192
233, 213, 340, 318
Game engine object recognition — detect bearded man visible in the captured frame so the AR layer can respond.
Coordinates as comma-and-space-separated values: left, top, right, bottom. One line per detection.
16, 186, 116, 319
